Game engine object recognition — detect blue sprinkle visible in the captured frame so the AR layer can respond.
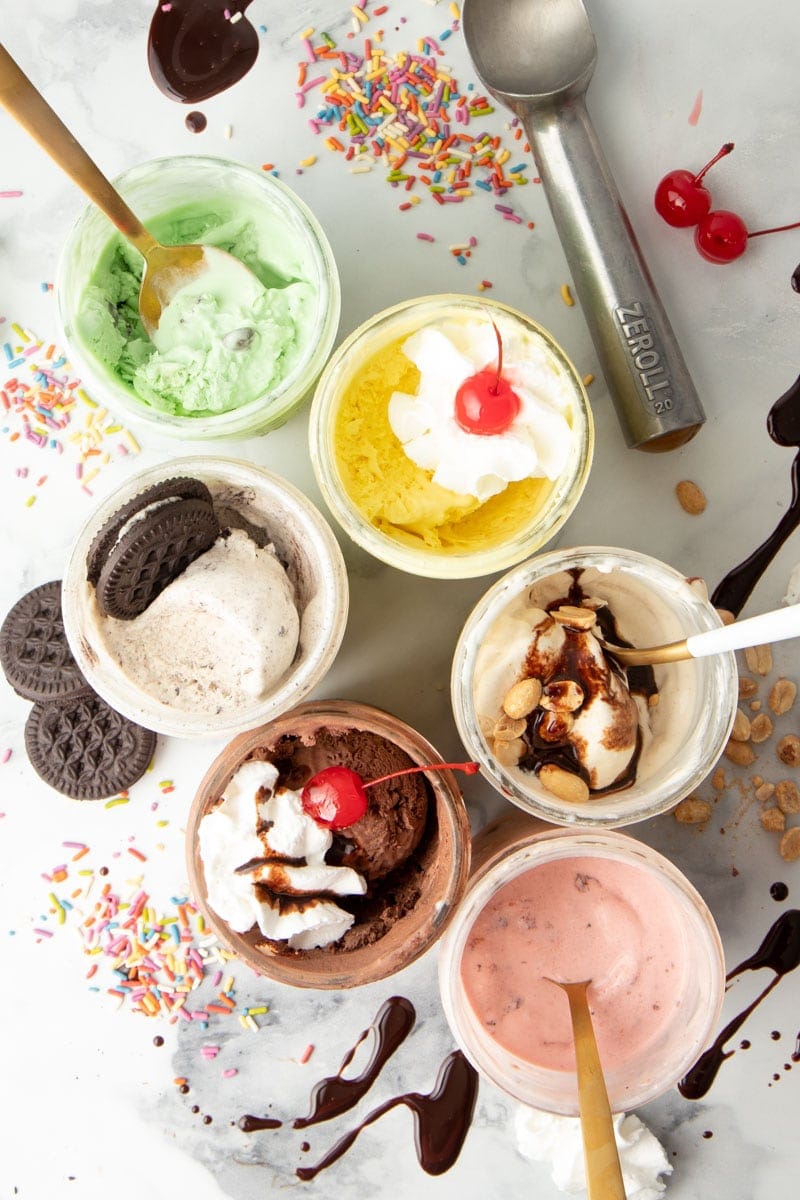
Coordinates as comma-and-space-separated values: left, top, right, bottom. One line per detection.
510, 163, 527, 174
440, 29, 452, 40
475, 179, 492, 191
457, 254, 467, 265
3, 343, 13, 361
7, 358, 24, 369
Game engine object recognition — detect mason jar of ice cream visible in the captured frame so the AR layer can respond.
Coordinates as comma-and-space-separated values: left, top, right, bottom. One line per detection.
185, 699, 473, 988
308, 295, 593, 579
438, 822, 725, 1114
56, 156, 340, 439
61, 457, 349, 739
451, 545, 738, 825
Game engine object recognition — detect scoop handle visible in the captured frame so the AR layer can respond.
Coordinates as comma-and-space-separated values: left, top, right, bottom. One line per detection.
686, 604, 800, 658
521, 98, 705, 451
0, 42, 155, 254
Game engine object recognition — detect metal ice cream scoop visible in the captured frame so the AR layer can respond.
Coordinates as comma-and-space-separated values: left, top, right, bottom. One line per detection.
0, 43, 260, 343
462, 0, 705, 452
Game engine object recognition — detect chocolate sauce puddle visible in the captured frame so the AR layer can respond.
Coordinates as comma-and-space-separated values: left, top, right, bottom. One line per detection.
296, 1050, 479, 1181
712, 373, 800, 615
148, 1, 259, 104
294, 996, 415, 1128
237, 996, 414, 1134
679, 909, 800, 1099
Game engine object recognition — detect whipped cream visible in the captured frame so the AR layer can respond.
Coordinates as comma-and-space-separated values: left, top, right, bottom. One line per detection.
199, 760, 366, 950
388, 317, 575, 501
514, 1107, 672, 1198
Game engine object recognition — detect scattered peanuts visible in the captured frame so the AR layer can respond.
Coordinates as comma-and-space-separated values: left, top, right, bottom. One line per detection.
775, 780, 800, 815
711, 766, 726, 791
755, 782, 775, 803
769, 678, 797, 715
776, 734, 800, 767
745, 644, 773, 676
675, 480, 707, 514
779, 827, 800, 862
730, 709, 752, 742
538, 763, 589, 805
760, 807, 786, 833
674, 796, 713, 824
738, 677, 758, 699
725, 740, 756, 766
502, 677, 542, 720
750, 713, 773, 744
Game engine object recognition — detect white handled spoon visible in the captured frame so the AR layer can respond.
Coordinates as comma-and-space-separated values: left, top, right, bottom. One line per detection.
602, 603, 800, 667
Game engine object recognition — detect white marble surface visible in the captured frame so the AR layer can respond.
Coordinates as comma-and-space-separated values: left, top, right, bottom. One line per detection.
1, 1, 799, 1197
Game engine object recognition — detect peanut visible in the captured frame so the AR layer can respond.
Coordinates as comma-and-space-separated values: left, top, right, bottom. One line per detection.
769, 678, 797, 716
779, 827, 800, 862
538, 764, 590, 805
493, 737, 526, 767
750, 713, 773, 744
673, 796, 713, 824
755, 782, 776, 804
540, 680, 584, 712
675, 480, 707, 515
760, 807, 786, 833
492, 713, 527, 742
730, 709, 752, 742
725, 740, 756, 767
502, 677, 542, 720
775, 780, 800, 815
738, 677, 758, 699
551, 605, 597, 631
745, 644, 773, 676
776, 735, 800, 767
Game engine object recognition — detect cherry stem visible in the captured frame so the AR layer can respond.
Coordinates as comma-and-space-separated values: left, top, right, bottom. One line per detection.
747, 220, 800, 240
693, 141, 734, 184
490, 319, 503, 396
363, 760, 480, 789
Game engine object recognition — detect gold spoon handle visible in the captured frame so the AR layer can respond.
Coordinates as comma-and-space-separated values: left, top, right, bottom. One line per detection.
0, 43, 156, 256
562, 982, 627, 1200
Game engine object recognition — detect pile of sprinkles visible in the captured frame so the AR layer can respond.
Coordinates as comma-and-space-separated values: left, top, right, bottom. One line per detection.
36, 840, 266, 1031
1, 321, 140, 500
293, 8, 538, 243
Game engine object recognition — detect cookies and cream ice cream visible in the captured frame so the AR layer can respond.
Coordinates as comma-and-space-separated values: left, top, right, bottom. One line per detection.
199, 760, 366, 950
76, 195, 320, 418
92, 528, 300, 714
322, 299, 590, 562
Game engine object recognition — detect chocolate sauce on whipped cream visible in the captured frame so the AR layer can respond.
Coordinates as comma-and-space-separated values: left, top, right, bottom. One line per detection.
296, 1051, 478, 1181
148, 1, 259, 104
679, 909, 800, 1099
713, 373, 800, 615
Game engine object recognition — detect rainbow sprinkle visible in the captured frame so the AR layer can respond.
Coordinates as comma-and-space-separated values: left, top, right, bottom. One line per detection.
297, 24, 533, 228
1, 324, 140, 497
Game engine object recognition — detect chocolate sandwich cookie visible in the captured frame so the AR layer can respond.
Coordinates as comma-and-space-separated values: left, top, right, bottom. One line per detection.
86, 476, 213, 585
94, 495, 220, 620
25, 693, 157, 799
0, 580, 92, 704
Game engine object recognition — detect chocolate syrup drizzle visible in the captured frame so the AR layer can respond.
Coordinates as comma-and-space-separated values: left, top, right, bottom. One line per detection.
147, 1, 259, 104
519, 570, 656, 795
295, 1051, 479, 1182
293, 996, 416, 1129
679, 909, 800, 1099
712, 373, 800, 615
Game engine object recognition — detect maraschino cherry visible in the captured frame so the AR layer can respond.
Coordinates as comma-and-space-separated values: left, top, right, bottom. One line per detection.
301, 760, 479, 829
654, 142, 734, 228
454, 321, 521, 435
695, 212, 800, 264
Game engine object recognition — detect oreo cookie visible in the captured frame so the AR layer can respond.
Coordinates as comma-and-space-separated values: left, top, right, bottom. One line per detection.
0, 581, 92, 704
25, 693, 157, 799
86, 476, 213, 585
94, 495, 220, 620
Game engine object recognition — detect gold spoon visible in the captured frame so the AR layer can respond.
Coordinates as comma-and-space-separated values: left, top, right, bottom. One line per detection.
601, 601, 800, 667
0, 43, 260, 341
547, 978, 626, 1200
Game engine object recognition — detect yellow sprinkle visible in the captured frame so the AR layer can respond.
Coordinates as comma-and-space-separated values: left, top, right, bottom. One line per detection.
582, 373, 595, 387
246, 1015, 259, 1032
495, 149, 511, 166
125, 430, 141, 453
25, 495, 36, 508
77, 388, 96, 406
49, 893, 66, 923
11, 322, 27, 340
104, 423, 122, 434
81, 467, 99, 487
247, 1005, 269, 1015
299, 26, 314, 39
351, 4, 368, 23
156, 820, 170, 828
449, 3, 461, 18
299, 155, 317, 168
78, 869, 94, 876
560, 283, 575, 307
224, 975, 235, 993
197, 915, 206, 933
104, 795, 130, 809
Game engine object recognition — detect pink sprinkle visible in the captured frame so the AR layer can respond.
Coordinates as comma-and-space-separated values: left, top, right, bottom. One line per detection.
304, 38, 316, 63
300, 1043, 315, 1064
0, 190, 23, 198
201, 1045, 220, 1059
1, 748, 12, 764
416, 232, 435, 242
688, 89, 703, 126
160, 3, 172, 10
222, 1068, 238, 1078
34, 928, 53, 938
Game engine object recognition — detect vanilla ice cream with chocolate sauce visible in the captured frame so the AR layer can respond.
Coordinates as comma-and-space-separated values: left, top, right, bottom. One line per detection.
477, 570, 658, 799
